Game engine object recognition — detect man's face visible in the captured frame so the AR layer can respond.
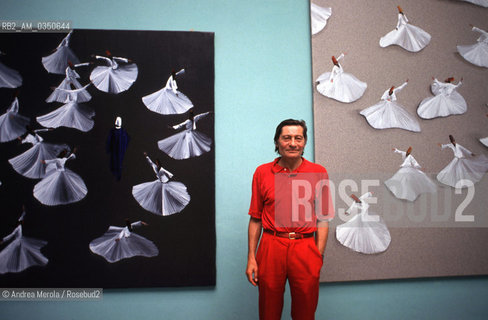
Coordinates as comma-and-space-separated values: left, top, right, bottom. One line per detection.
276, 125, 306, 160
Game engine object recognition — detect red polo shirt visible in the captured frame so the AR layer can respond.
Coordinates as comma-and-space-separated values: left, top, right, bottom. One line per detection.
248, 157, 334, 233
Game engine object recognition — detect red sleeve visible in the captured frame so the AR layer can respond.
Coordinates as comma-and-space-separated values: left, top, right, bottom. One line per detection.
248, 169, 263, 219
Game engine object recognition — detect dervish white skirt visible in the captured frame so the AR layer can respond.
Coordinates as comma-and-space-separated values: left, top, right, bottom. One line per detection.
384, 167, 437, 201
460, 0, 488, 7
316, 72, 367, 103
158, 130, 212, 160
42, 46, 80, 75
360, 100, 421, 132
0, 62, 22, 88
380, 24, 431, 52
142, 87, 193, 115
89, 227, 159, 263
0, 237, 48, 274
90, 64, 138, 94
33, 166, 88, 205
336, 213, 391, 254
37, 101, 95, 132
311, 3, 331, 35
46, 78, 92, 103
437, 155, 488, 187
457, 42, 488, 68
9, 142, 69, 179
132, 180, 190, 216
417, 91, 467, 119
0, 111, 30, 142
480, 137, 488, 147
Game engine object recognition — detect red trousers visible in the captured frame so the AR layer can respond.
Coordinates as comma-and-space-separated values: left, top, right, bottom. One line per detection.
256, 232, 323, 320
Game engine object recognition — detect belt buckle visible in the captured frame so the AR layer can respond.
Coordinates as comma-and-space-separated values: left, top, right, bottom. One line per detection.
288, 232, 296, 240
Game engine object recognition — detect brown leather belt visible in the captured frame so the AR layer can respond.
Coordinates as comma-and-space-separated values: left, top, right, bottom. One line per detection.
263, 229, 314, 240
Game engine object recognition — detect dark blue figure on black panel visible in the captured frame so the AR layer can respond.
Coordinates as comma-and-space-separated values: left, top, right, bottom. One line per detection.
106, 116, 130, 180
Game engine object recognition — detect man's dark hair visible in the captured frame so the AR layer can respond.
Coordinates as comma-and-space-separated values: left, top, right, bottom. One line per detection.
274, 119, 307, 153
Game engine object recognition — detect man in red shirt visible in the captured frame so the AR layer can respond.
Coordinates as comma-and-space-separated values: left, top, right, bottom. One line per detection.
246, 119, 334, 320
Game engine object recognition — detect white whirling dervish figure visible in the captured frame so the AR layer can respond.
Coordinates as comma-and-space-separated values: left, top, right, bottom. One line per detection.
37, 84, 95, 132
89, 219, 159, 263
384, 147, 437, 201
457, 25, 488, 68
316, 54, 367, 103
360, 80, 420, 132
132, 153, 190, 216
142, 69, 193, 115
437, 135, 488, 188
0, 206, 48, 274
8, 126, 69, 179
41, 31, 80, 74
90, 51, 138, 94
33, 148, 88, 206
310, 3, 331, 35
417, 77, 467, 119
336, 193, 391, 254
460, 0, 488, 7
379, 6, 431, 52
0, 96, 30, 143
46, 61, 92, 103
158, 109, 212, 159
0, 50, 22, 88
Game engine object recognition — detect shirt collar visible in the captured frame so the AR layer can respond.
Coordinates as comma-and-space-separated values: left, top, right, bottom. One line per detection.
271, 157, 307, 173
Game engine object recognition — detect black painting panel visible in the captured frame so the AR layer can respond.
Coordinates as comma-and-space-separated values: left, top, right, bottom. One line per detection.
0, 29, 215, 288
